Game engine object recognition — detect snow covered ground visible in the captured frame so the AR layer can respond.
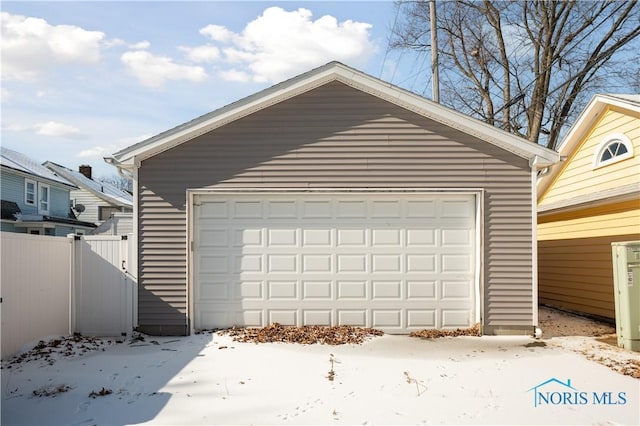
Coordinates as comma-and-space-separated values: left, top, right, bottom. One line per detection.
2, 310, 639, 425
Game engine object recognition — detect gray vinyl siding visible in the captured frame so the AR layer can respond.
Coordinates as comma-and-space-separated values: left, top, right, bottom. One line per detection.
138, 81, 533, 334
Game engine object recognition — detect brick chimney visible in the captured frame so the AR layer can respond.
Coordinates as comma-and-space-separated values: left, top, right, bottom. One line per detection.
79, 165, 92, 180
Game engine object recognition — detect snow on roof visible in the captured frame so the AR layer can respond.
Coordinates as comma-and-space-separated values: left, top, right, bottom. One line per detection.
0, 146, 75, 187
44, 162, 133, 207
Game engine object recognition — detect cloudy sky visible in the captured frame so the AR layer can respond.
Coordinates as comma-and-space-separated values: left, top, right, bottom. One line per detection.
2, 1, 427, 178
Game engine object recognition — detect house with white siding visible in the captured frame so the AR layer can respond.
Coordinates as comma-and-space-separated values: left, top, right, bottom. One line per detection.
44, 162, 133, 235
105, 62, 560, 336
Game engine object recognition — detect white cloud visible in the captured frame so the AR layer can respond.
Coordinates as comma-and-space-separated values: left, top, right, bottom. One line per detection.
104, 38, 150, 50
77, 133, 153, 159
217, 69, 251, 83
179, 45, 220, 63
77, 146, 110, 158
34, 121, 84, 139
200, 24, 234, 43
121, 50, 208, 88
201, 7, 375, 83
1, 11, 105, 81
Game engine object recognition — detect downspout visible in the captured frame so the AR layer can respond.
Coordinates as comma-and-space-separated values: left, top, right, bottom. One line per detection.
529, 155, 542, 338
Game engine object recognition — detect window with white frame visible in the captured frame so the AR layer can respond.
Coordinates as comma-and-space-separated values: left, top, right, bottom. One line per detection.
25, 179, 36, 205
593, 133, 634, 169
38, 183, 50, 214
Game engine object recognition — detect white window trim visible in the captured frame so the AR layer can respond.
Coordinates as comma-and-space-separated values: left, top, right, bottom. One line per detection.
38, 183, 50, 215
25, 179, 36, 205
593, 133, 633, 169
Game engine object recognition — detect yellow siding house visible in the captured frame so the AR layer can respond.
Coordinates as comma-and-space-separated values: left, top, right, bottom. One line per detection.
537, 94, 640, 320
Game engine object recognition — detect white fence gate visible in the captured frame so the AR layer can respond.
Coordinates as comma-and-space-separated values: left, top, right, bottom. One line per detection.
72, 235, 136, 337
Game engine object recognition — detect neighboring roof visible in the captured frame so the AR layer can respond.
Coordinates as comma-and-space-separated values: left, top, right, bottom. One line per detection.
0, 147, 75, 187
107, 61, 559, 170
44, 162, 133, 208
538, 182, 640, 215
538, 93, 640, 200
12, 214, 97, 228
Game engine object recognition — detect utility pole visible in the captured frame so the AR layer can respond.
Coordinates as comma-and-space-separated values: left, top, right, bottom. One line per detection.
430, 0, 440, 103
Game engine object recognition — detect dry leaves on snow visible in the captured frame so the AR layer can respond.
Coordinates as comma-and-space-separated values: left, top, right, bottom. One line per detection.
2, 335, 121, 367
218, 323, 384, 345
409, 323, 481, 339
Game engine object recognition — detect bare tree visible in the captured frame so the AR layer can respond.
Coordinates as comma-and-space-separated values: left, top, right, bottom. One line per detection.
98, 174, 133, 193
391, 0, 640, 150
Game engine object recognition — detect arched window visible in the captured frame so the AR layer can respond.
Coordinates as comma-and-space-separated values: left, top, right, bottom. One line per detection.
593, 133, 633, 169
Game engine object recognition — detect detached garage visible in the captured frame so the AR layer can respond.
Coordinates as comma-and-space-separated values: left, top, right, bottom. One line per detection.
107, 62, 559, 336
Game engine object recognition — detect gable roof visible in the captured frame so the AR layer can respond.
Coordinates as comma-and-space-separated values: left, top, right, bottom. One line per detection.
0, 146, 75, 188
44, 162, 133, 208
106, 61, 559, 170
537, 93, 640, 200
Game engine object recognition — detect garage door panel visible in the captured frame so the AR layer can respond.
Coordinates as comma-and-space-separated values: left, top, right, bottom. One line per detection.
407, 280, 437, 299
337, 280, 368, 299
372, 280, 402, 299
302, 281, 332, 299
304, 310, 332, 325
269, 310, 297, 325
267, 200, 297, 218
234, 229, 263, 246
372, 229, 402, 246
406, 229, 436, 246
302, 254, 332, 273
194, 193, 477, 333
337, 255, 367, 272
267, 281, 297, 299
407, 309, 436, 328
302, 200, 332, 218
407, 199, 437, 217
267, 229, 298, 246
303, 229, 332, 246
337, 310, 367, 326
337, 200, 366, 218
442, 310, 473, 327
372, 310, 402, 328
236, 281, 263, 299
372, 200, 402, 217
337, 229, 367, 246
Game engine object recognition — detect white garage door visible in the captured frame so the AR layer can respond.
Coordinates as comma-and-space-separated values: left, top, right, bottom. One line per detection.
193, 192, 477, 333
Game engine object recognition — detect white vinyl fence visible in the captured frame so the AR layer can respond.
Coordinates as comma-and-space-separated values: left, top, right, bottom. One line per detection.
1, 232, 136, 359
1, 233, 72, 359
